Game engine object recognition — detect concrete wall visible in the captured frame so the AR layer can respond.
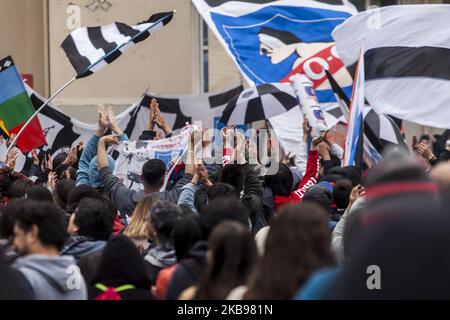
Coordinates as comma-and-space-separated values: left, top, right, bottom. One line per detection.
0, 0, 47, 95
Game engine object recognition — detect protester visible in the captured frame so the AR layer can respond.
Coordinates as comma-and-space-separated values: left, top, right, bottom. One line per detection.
123, 196, 157, 253
144, 201, 183, 285
0, 249, 35, 300
61, 198, 114, 263
189, 221, 257, 300
88, 235, 155, 300
165, 198, 250, 300
12, 201, 87, 300
244, 203, 335, 300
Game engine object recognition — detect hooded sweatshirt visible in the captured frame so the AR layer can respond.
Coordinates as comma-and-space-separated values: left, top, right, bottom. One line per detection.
60, 236, 107, 263
13, 254, 87, 300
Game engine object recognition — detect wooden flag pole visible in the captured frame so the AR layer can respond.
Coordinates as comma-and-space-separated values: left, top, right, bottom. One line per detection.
4, 76, 77, 158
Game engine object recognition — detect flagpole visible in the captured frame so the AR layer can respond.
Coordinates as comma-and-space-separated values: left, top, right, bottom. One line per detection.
4, 76, 77, 157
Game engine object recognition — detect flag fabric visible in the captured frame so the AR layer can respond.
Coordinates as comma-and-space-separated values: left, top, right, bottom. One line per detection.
333, 4, 450, 129
113, 125, 197, 192
220, 83, 298, 125
0, 56, 46, 153
0, 119, 9, 139
61, 11, 174, 79
192, 0, 356, 104
344, 47, 365, 167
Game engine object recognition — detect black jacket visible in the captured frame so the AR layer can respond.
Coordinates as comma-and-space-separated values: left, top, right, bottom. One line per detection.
165, 241, 207, 300
0, 258, 35, 300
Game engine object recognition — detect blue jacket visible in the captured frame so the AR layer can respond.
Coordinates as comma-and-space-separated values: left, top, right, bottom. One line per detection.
76, 134, 128, 188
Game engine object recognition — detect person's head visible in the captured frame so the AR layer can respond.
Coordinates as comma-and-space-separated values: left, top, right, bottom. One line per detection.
330, 210, 450, 299
319, 155, 342, 177
206, 183, 237, 203
245, 203, 334, 300
54, 179, 76, 210
10, 180, 28, 200
25, 186, 53, 203
91, 235, 151, 290
302, 184, 333, 213
67, 185, 103, 214
124, 196, 157, 243
343, 166, 362, 187
142, 159, 166, 191
419, 134, 430, 146
13, 201, 68, 255
173, 215, 202, 262
264, 163, 293, 196
67, 198, 114, 241
52, 152, 69, 171
219, 165, 245, 197
200, 198, 250, 240
195, 221, 258, 300
333, 179, 353, 210
363, 150, 440, 222
0, 199, 25, 239
54, 164, 75, 181
149, 201, 183, 247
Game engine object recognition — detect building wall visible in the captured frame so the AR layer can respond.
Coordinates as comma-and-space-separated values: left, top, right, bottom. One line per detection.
48, 0, 202, 122
0, 0, 47, 95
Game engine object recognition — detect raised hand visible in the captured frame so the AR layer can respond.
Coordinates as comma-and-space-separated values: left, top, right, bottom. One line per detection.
106, 107, 123, 135
97, 105, 108, 136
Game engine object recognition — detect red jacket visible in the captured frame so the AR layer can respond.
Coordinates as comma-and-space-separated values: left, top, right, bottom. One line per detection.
273, 150, 320, 211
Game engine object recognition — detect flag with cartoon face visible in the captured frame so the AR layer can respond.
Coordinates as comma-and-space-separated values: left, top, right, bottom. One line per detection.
192, 0, 356, 104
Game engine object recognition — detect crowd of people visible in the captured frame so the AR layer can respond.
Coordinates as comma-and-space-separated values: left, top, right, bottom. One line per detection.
1, 99, 450, 300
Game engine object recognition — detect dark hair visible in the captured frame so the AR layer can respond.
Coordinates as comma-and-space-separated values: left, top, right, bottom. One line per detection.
303, 185, 333, 213
26, 186, 53, 203
150, 201, 183, 245
74, 198, 114, 241
206, 183, 237, 202
55, 179, 76, 210
91, 235, 152, 290
53, 152, 68, 171
173, 215, 202, 261
200, 198, 249, 240
10, 180, 28, 200
195, 221, 257, 300
219, 165, 245, 197
320, 155, 342, 170
0, 199, 25, 238
67, 185, 103, 213
343, 166, 362, 187
142, 160, 166, 188
14, 201, 68, 250
264, 163, 293, 196
333, 179, 353, 210
245, 203, 334, 300
328, 167, 349, 180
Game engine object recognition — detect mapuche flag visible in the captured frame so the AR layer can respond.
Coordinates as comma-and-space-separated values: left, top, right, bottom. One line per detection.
0, 56, 46, 153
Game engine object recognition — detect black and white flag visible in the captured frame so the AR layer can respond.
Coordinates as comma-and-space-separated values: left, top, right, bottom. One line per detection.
61, 11, 174, 78
333, 4, 450, 129
220, 83, 298, 125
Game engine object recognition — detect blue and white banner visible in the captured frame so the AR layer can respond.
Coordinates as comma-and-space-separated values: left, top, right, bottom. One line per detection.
192, 0, 356, 104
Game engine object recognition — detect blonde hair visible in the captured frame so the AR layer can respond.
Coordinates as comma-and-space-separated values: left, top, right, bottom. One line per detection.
124, 196, 156, 240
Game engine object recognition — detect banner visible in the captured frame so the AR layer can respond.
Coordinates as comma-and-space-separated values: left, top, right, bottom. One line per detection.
113, 126, 197, 192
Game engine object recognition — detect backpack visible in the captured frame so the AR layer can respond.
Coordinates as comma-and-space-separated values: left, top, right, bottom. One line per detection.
95, 283, 136, 300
